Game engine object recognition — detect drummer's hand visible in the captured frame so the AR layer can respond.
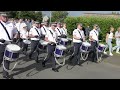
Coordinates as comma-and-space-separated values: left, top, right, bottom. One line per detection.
13, 38, 17, 42
34, 35, 39, 38
0, 39, 5, 43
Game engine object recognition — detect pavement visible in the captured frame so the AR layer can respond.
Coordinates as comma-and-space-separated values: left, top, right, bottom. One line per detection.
0, 50, 120, 79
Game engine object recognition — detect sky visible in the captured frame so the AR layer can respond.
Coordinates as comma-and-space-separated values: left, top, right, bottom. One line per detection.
42, 11, 120, 17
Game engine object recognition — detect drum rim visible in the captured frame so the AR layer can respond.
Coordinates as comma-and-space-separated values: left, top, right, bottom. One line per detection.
6, 44, 21, 53
56, 45, 67, 50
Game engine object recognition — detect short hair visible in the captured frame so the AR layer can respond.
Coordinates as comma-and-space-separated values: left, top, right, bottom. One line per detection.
77, 23, 82, 27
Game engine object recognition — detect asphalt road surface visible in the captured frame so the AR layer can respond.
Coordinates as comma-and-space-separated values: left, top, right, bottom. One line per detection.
0, 50, 120, 79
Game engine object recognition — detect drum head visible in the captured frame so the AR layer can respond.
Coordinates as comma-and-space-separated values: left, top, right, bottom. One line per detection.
56, 45, 66, 50
23, 40, 31, 44
6, 44, 21, 51
40, 40, 49, 45
61, 38, 68, 42
99, 43, 106, 47
82, 42, 91, 47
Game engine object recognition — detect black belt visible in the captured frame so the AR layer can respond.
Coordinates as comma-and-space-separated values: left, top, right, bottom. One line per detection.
48, 43, 56, 46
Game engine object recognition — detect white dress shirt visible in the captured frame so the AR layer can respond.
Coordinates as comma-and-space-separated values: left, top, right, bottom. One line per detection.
16, 22, 27, 33
41, 25, 48, 35
73, 28, 85, 43
45, 27, 58, 43
29, 26, 41, 41
89, 29, 99, 41
0, 20, 17, 41
55, 27, 63, 36
61, 27, 67, 35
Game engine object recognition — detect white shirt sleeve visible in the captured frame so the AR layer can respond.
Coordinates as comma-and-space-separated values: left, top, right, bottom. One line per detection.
89, 31, 94, 37
29, 28, 33, 35
73, 30, 77, 36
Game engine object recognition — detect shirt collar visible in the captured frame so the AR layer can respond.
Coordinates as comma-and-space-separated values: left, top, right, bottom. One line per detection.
0, 20, 7, 26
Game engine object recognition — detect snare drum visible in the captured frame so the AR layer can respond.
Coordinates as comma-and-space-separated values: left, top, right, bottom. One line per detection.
80, 42, 91, 52
54, 45, 67, 57
39, 40, 49, 50
4, 44, 21, 61
23, 39, 31, 45
98, 43, 106, 52
59, 38, 68, 46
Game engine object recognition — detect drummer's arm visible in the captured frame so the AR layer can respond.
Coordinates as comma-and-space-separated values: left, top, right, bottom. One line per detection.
89, 35, 95, 41
45, 37, 53, 43
73, 35, 80, 40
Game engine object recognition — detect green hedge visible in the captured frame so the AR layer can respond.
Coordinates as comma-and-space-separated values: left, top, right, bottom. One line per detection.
64, 16, 120, 42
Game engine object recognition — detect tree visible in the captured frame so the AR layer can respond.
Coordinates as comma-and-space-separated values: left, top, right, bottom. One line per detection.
16, 11, 35, 19
34, 11, 43, 23
7, 11, 18, 18
51, 11, 68, 22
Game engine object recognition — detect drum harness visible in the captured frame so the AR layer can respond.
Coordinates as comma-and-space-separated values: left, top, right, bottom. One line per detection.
0, 21, 21, 72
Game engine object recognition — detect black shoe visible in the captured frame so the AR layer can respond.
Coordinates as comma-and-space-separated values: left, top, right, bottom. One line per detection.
3, 76, 14, 79
52, 68, 59, 72
42, 61, 46, 67
35, 60, 40, 63
28, 56, 32, 60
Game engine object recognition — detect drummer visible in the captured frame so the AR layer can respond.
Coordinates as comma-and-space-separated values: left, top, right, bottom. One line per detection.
61, 23, 67, 38
69, 23, 85, 65
55, 22, 63, 38
20, 23, 29, 55
89, 24, 99, 63
40, 21, 49, 39
42, 22, 59, 72
28, 21, 41, 63
0, 12, 18, 79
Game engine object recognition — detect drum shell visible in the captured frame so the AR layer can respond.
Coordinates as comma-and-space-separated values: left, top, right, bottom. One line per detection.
4, 49, 19, 60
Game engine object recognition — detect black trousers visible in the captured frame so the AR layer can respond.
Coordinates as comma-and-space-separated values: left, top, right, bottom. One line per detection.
89, 41, 98, 61
43, 44, 56, 68
29, 40, 39, 58
0, 44, 10, 77
70, 43, 82, 64
22, 42, 28, 52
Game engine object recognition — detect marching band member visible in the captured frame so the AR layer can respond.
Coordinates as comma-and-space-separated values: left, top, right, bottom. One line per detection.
55, 22, 63, 37
112, 27, 120, 54
20, 23, 29, 54
42, 22, 59, 72
28, 21, 41, 63
104, 27, 114, 56
0, 13, 18, 79
89, 24, 99, 62
69, 23, 85, 65
41, 22, 49, 35
61, 23, 67, 38
16, 18, 27, 48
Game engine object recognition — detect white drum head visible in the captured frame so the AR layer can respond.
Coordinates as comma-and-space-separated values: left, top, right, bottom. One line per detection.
61, 38, 68, 42
23, 40, 31, 44
56, 45, 66, 50
40, 40, 49, 45
67, 38, 72, 40
99, 43, 106, 47
82, 42, 91, 47
6, 44, 21, 51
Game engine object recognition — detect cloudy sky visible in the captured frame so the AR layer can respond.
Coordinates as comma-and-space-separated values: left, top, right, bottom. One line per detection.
42, 11, 120, 17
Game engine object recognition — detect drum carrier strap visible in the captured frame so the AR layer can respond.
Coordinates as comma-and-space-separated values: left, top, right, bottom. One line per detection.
0, 21, 11, 40
43, 26, 47, 33
57, 28, 62, 35
78, 30, 83, 40
35, 28, 41, 37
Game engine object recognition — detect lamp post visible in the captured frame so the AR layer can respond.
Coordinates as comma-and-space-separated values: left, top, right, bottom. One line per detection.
49, 11, 51, 27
